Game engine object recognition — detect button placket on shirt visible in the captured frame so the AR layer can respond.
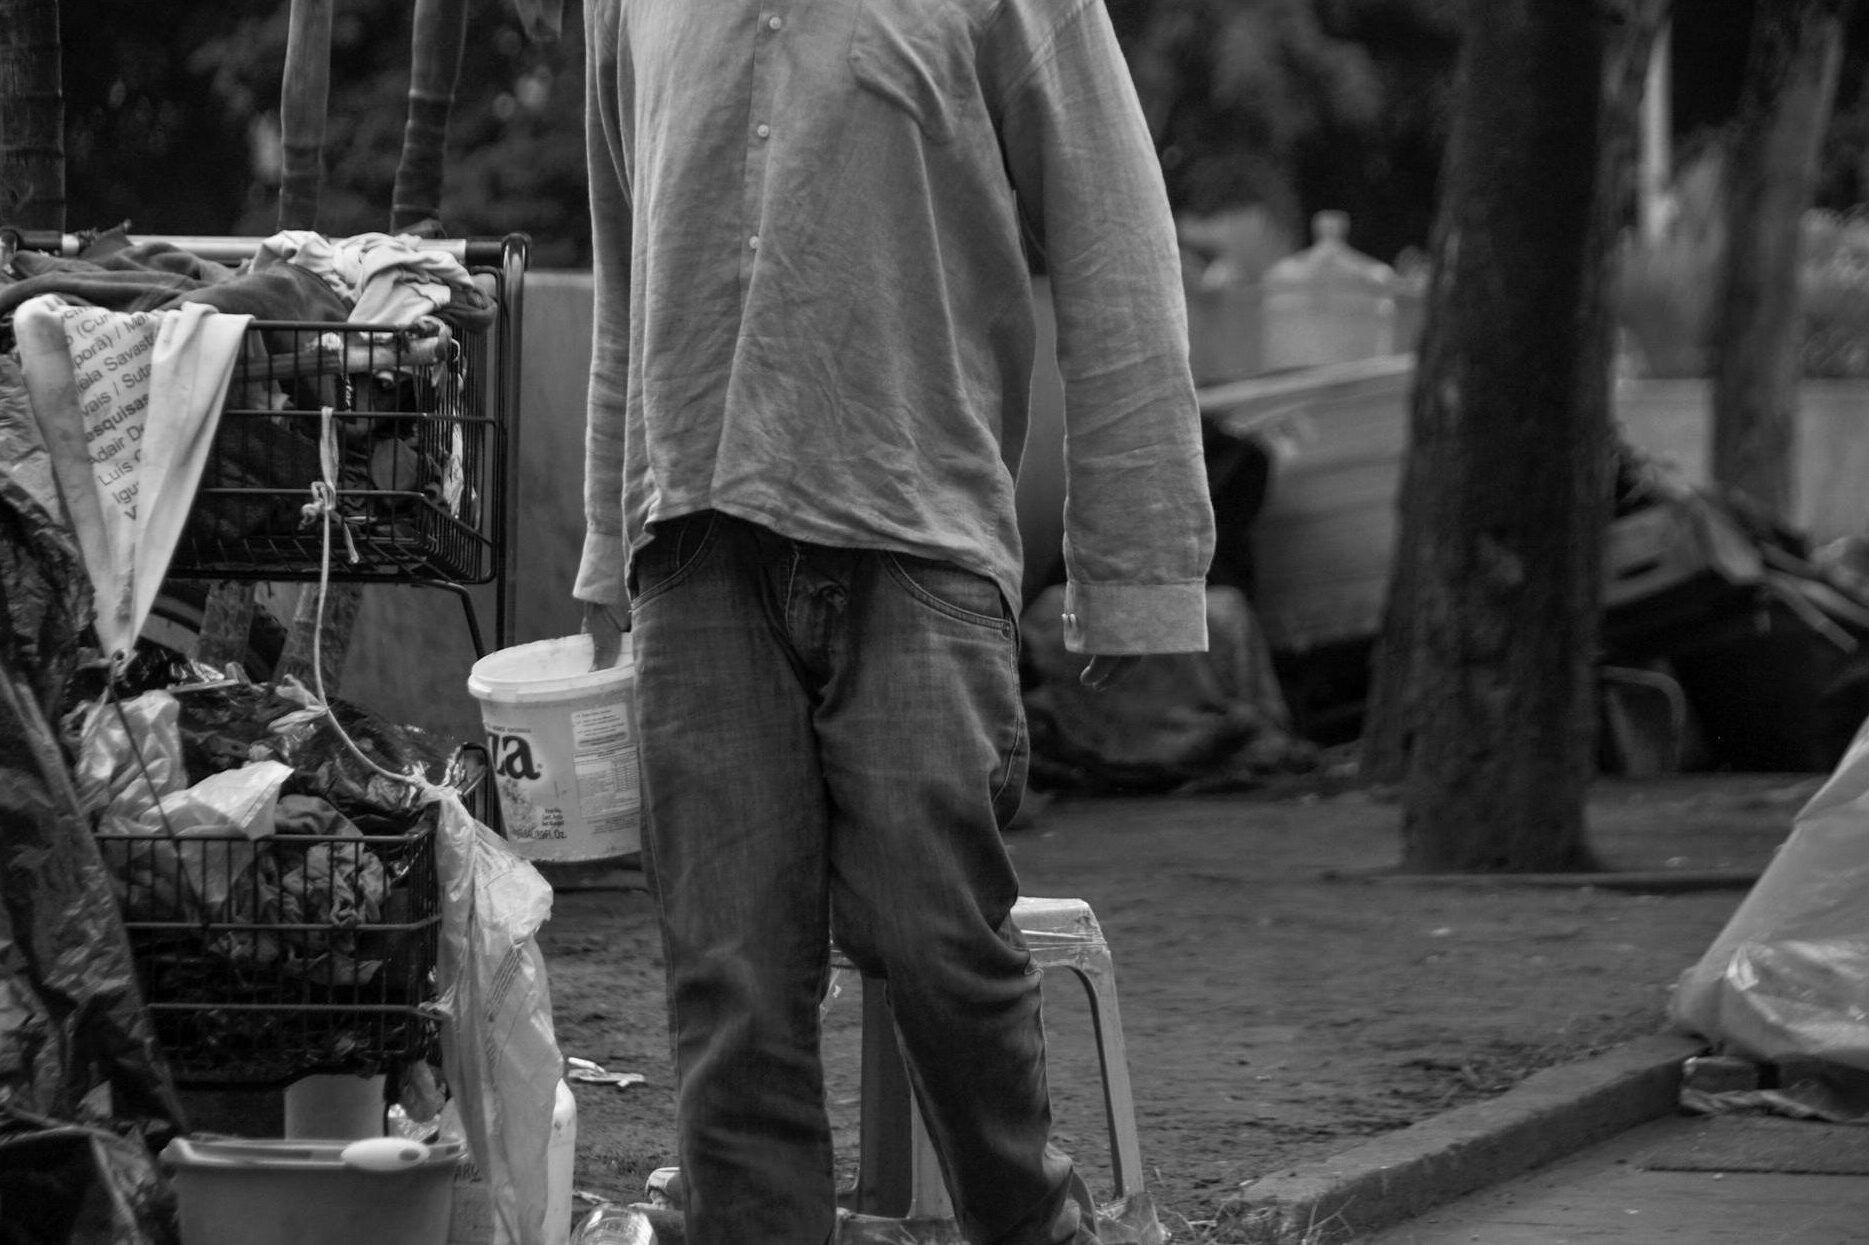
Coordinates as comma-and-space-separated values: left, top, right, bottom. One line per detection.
740, 6, 785, 281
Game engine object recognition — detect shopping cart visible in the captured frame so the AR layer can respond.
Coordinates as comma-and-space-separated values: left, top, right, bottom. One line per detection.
7, 230, 528, 658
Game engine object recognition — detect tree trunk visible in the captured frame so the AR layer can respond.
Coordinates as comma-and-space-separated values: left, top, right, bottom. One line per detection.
1360, 1, 1661, 873
277, 0, 332, 231
391, 0, 469, 234
1710, 0, 1853, 522
0, 0, 64, 229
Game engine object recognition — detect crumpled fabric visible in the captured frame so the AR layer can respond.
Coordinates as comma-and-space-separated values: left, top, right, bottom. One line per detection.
1, 227, 347, 322
254, 230, 497, 329
14, 295, 253, 663
269, 794, 391, 985
86, 730, 394, 985
80, 692, 284, 916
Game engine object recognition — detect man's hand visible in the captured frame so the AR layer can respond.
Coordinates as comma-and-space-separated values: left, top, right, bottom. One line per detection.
582, 599, 628, 670
1079, 654, 1141, 691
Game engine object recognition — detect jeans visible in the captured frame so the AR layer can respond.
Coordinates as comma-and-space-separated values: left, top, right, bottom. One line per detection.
629, 511, 1093, 1245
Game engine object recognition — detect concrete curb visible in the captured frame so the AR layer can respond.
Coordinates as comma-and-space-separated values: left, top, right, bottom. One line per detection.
1323, 867, 1762, 893
1346, 868, 1762, 893
1223, 1031, 1706, 1241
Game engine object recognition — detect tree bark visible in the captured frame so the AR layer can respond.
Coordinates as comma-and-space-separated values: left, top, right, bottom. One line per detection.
277, 0, 332, 231
0, 0, 64, 229
1710, 0, 1854, 522
391, 0, 469, 234
1360, 1, 1662, 872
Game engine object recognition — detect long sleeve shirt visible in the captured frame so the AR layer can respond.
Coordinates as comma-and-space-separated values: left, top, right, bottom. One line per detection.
578, 0, 1215, 654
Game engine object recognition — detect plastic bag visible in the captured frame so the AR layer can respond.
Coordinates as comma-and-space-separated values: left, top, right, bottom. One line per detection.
433, 789, 563, 1245
72, 691, 187, 831
154, 761, 295, 922
1673, 716, 1869, 1071
173, 679, 448, 826
77, 691, 297, 926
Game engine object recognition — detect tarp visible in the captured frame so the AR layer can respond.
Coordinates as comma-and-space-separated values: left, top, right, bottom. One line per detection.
1674, 716, 1869, 1120
0, 355, 185, 1243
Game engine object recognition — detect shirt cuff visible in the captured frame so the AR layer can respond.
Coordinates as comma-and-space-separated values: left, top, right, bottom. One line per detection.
1062, 579, 1209, 654
573, 528, 629, 607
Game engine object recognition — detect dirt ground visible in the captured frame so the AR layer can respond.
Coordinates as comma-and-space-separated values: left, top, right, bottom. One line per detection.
539, 772, 1819, 1239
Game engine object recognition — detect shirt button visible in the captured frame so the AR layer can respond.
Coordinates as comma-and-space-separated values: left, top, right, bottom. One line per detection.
755, 123, 771, 139
766, 14, 783, 30
748, 235, 760, 250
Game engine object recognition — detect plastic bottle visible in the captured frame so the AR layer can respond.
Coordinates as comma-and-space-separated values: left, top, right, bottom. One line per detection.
1262, 209, 1399, 370
548, 1079, 578, 1245
570, 1203, 656, 1245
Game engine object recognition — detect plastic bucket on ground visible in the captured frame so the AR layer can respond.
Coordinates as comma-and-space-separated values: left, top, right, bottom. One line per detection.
283, 1072, 385, 1140
466, 633, 642, 862
164, 1136, 462, 1245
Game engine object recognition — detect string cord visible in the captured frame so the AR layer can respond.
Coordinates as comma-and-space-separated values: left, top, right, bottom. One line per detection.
301, 404, 436, 794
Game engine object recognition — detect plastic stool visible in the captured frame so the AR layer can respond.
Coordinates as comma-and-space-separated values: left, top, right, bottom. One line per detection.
834, 896, 1146, 1225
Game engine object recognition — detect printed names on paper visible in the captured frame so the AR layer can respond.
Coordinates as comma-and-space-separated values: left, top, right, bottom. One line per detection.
63, 307, 159, 524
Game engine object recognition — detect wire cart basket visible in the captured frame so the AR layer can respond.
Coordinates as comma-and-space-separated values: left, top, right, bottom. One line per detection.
8, 231, 528, 657
182, 235, 526, 657
184, 316, 491, 583
8, 232, 524, 1085
95, 817, 442, 1087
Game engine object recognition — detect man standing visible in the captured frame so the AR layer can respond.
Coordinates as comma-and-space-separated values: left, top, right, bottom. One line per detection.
578, 1, 1214, 1241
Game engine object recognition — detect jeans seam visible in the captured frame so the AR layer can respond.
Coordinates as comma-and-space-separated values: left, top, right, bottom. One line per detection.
990, 701, 1030, 821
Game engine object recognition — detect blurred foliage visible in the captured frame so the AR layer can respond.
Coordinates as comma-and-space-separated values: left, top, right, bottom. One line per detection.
57, 1, 252, 238
55, 0, 589, 265
1799, 209, 1869, 378
1616, 146, 1869, 379
1111, 0, 1462, 264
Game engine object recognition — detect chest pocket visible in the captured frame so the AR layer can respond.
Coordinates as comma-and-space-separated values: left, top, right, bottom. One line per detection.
848, 0, 983, 145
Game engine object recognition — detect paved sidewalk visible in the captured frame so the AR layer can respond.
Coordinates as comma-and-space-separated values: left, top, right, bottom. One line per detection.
1225, 1033, 1691, 1240
1360, 1112, 1869, 1244
1228, 1032, 1869, 1243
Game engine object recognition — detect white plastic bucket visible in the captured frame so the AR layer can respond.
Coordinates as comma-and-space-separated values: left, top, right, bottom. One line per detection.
164, 1136, 461, 1245
466, 634, 642, 862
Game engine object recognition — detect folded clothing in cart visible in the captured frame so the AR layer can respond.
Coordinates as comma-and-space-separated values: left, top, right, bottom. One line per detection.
1, 228, 349, 322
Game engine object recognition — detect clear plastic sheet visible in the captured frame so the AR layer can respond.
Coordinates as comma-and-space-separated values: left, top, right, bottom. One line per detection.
432, 789, 563, 1245
1674, 716, 1869, 1084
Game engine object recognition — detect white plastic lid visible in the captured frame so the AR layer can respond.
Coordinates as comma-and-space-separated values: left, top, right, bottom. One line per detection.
466, 633, 634, 704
